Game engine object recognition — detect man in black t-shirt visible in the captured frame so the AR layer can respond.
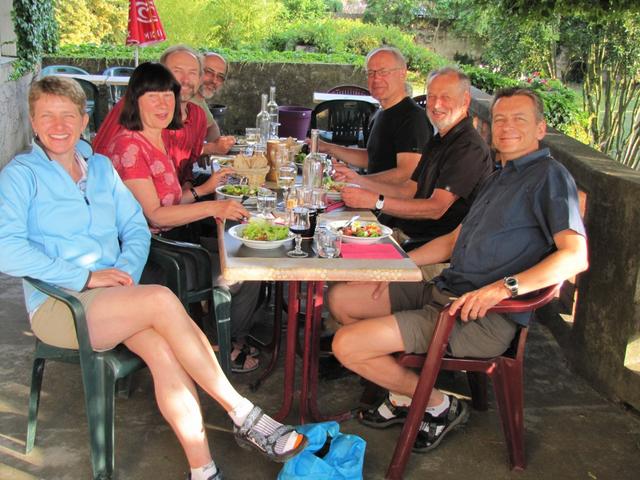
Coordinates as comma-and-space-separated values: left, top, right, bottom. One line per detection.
342, 68, 493, 246
320, 47, 431, 184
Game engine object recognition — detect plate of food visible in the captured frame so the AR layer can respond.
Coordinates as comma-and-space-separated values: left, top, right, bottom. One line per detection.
324, 179, 358, 201
327, 220, 392, 245
216, 184, 259, 200
228, 219, 293, 249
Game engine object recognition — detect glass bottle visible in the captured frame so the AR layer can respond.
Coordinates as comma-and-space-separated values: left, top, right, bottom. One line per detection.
267, 86, 279, 138
256, 93, 270, 147
302, 129, 324, 189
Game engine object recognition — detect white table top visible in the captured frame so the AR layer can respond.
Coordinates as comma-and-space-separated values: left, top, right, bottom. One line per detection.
313, 92, 379, 105
218, 210, 421, 283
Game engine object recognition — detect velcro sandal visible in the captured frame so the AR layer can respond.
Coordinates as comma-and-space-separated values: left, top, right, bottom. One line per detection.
359, 394, 410, 429
233, 406, 308, 463
413, 396, 470, 453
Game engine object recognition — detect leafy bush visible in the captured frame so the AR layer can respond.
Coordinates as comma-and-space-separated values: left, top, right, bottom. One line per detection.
264, 19, 447, 74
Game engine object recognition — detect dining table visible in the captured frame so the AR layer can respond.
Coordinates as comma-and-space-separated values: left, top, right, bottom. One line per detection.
217, 209, 422, 424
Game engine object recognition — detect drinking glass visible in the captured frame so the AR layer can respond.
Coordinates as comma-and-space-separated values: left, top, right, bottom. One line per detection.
311, 188, 328, 213
316, 228, 342, 258
287, 207, 310, 258
257, 188, 277, 218
245, 127, 260, 153
277, 161, 297, 209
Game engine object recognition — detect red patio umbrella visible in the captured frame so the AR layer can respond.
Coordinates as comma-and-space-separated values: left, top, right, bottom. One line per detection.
126, 0, 167, 66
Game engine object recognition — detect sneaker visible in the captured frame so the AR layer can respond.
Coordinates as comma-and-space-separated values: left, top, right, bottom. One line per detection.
187, 467, 223, 480
359, 393, 410, 429
413, 395, 470, 452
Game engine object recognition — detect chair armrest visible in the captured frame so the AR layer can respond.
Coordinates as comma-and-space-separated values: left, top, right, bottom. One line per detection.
24, 277, 95, 359
487, 284, 561, 314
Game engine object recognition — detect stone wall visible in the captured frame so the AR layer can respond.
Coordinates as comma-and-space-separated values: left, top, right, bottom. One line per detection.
0, 60, 32, 169
470, 88, 640, 411
43, 57, 368, 134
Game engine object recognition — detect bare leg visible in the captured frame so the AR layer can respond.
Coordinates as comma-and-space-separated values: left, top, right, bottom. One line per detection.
124, 328, 212, 468
86, 284, 242, 411
332, 314, 444, 407
327, 282, 392, 326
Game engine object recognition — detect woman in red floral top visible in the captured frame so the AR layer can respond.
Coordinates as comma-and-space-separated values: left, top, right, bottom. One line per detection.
104, 62, 263, 373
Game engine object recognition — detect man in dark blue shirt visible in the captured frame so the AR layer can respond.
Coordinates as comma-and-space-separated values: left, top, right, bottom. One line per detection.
328, 88, 588, 453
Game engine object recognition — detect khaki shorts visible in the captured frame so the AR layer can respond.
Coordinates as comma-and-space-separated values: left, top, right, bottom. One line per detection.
389, 281, 517, 358
31, 288, 111, 351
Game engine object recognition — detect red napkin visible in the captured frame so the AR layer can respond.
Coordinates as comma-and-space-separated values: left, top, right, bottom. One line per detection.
340, 243, 404, 259
325, 200, 345, 212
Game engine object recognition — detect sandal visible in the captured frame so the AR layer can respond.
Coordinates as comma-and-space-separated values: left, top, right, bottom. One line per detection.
233, 406, 308, 463
359, 393, 410, 429
230, 346, 259, 373
413, 396, 470, 452
233, 341, 260, 358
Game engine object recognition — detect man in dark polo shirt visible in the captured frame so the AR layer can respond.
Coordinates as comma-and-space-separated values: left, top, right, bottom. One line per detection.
341, 67, 492, 248
328, 88, 588, 453
320, 47, 431, 184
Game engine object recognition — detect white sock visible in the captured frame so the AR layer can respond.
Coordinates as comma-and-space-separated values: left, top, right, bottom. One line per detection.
229, 397, 303, 455
190, 460, 218, 480
228, 397, 254, 426
388, 391, 412, 407
426, 394, 450, 417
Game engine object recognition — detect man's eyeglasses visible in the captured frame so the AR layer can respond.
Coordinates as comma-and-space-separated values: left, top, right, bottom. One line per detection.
365, 67, 403, 78
204, 68, 226, 82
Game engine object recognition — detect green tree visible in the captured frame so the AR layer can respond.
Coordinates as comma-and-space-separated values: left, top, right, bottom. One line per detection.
54, 0, 127, 46
11, 0, 58, 78
363, 0, 423, 29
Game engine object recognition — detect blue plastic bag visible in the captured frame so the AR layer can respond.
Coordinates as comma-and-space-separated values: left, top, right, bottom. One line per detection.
278, 421, 366, 480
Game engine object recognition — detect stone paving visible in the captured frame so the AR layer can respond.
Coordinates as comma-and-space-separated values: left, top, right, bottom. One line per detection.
1, 272, 639, 479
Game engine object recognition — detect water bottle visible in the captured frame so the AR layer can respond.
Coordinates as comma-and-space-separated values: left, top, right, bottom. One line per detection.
267, 86, 279, 138
256, 93, 270, 147
303, 129, 324, 189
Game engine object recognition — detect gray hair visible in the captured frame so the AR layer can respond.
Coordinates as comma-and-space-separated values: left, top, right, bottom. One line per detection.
365, 47, 407, 70
159, 44, 203, 75
427, 67, 471, 93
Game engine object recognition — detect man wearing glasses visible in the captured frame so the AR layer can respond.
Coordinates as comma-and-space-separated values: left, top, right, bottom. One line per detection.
322, 47, 432, 184
191, 52, 236, 155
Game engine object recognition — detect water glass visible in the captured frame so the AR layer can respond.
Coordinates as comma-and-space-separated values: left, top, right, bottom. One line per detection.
245, 127, 260, 152
257, 188, 277, 217
316, 228, 342, 258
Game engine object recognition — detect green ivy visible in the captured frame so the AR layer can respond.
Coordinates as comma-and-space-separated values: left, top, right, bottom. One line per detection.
11, 0, 59, 80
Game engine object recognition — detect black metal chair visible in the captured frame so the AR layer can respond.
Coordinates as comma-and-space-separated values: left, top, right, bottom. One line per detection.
413, 94, 427, 109
327, 85, 371, 95
102, 66, 134, 108
311, 100, 379, 147
72, 77, 102, 138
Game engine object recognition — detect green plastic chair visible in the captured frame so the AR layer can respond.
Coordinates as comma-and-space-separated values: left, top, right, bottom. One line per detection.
148, 236, 232, 374
24, 277, 145, 480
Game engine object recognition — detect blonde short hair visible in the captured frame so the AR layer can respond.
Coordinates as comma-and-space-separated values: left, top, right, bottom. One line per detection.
29, 76, 86, 117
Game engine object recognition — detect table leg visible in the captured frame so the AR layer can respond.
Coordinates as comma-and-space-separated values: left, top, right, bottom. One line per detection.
274, 281, 299, 422
250, 282, 283, 392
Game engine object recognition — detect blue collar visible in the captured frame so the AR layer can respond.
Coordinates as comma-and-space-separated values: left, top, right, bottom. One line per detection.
503, 148, 550, 172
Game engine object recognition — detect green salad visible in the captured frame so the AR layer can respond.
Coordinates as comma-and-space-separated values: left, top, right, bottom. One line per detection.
242, 218, 290, 241
220, 185, 258, 197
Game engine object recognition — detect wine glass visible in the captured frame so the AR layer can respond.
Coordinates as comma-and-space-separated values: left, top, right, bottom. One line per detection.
277, 161, 297, 210
287, 207, 310, 258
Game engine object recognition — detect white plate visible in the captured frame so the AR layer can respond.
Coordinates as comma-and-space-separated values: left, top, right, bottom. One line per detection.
209, 155, 234, 166
215, 185, 258, 201
228, 224, 294, 250
327, 220, 393, 245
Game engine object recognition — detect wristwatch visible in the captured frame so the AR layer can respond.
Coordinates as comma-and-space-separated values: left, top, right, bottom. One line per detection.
503, 276, 519, 298
374, 194, 385, 213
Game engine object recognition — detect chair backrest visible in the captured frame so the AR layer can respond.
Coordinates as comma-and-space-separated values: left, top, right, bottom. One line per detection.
41, 65, 90, 77
72, 77, 102, 137
311, 100, 379, 147
412, 94, 427, 109
102, 67, 134, 107
327, 85, 371, 95
102, 66, 135, 77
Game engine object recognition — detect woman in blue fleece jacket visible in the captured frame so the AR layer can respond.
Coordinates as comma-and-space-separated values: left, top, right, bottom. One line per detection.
0, 77, 305, 480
